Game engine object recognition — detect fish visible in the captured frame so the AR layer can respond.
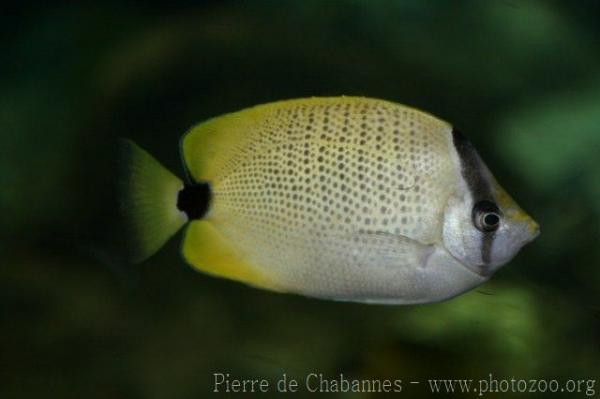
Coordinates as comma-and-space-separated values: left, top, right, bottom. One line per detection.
120, 96, 539, 304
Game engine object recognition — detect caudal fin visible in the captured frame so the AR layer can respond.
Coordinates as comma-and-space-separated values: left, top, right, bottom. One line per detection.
119, 139, 188, 263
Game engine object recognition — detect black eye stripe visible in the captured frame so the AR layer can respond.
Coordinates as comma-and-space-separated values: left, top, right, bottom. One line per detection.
452, 128, 497, 265
451, 129, 494, 201
473, 199, 499, 213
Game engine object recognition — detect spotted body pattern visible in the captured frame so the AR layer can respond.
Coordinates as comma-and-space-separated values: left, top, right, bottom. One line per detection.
182, 98, 471, 302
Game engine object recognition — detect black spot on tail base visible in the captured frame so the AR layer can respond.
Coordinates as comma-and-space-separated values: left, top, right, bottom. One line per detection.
177, 182, 212, 220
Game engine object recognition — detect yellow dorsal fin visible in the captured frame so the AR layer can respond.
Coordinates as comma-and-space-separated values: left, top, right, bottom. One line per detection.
180, 96, 435, 183
182, 101, 282, 183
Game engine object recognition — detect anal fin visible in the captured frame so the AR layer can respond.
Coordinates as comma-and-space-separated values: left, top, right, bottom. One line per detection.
182, 221, 281, 291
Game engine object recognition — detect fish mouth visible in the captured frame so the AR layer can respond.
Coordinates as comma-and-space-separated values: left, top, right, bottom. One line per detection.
508, 209, 540, 241
528, 220, 541, 240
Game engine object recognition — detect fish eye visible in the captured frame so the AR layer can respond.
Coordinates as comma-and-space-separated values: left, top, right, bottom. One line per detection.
473, 200, 501, 232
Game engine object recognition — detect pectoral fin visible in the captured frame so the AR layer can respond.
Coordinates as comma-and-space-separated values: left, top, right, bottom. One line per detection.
345, 230, 435, 269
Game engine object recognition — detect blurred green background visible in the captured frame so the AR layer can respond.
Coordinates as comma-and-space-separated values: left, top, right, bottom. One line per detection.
2, 1, 599, 398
